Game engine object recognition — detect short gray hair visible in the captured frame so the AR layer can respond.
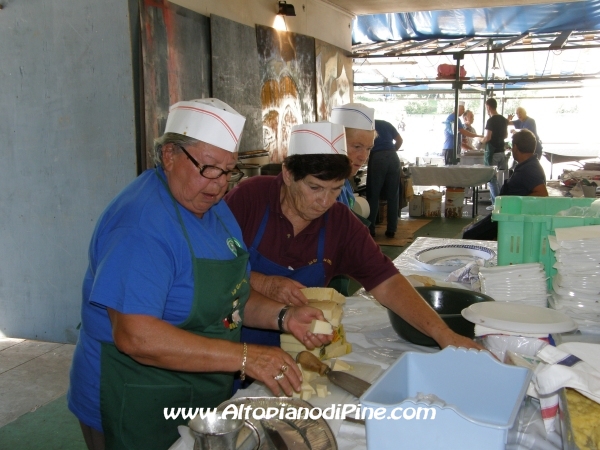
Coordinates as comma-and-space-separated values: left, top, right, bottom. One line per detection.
152, 133, 201, 167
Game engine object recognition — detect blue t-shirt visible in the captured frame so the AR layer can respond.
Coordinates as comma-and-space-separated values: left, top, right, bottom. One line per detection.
68, 168, 248, 431
336, 179, 354, 208
513, 117, 543, 155
372, 120, 399, 153
443, 112, 465, 150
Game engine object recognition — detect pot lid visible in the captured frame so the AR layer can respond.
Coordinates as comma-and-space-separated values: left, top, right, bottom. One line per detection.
461, 302, 577, 334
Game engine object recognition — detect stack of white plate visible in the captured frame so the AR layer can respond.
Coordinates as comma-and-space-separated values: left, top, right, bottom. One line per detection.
479, 263, 548, 307
551, 240, 600, 334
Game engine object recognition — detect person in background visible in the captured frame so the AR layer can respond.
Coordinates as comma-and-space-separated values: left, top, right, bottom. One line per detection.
461, 110, 478, 152
501, 129, 548, 196
366, 119, 403, 238
480, 98, 509, 211
68, 99, 329, 450
330, 103, 376, 212
225, 121, 483, 352
462, 128, 547, 240
508, 107, 543, 160
442, 101, 481, 165
329, 103, 376, 295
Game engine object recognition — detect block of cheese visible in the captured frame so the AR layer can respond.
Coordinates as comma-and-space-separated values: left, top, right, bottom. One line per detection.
325, 343, 352, 359
316, 384, 328, 398
280, 334, 303, 346
332, 359, 353, 371
310, 320, 333, 335
322, 324, 351, 360
301, 368, 318, 383
329, 306, 343, 328
308, 301, 338, 320
301, 382, 316, 394
301, 287, 346, 305
280, 341, 310, 353
301, 390, 312, 401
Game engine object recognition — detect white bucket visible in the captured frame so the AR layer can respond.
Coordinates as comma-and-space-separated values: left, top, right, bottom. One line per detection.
445, 187, 465, 218
409, 195, 423, 217
422, 190, 443, 217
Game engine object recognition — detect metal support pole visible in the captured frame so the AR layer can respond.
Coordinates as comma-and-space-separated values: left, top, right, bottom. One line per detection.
452, 53, 464, 165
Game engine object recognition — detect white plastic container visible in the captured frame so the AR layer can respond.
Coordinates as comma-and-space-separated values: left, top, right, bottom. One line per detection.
409, 195, 423, 217
360, 347, 532, 450
422, 190, 443, 217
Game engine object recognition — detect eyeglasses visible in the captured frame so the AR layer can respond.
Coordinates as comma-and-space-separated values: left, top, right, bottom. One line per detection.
177, 145, 243, 181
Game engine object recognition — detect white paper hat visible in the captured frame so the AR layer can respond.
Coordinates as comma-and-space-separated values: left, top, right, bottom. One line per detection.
288, 122, 347, 156
164, 98, 246, 153
458, 101, 465, 106
330, 103, 375, 131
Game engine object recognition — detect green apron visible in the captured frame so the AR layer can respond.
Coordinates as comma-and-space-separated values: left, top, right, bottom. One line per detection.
484, 143, 494, 166
99, 173, 250, 450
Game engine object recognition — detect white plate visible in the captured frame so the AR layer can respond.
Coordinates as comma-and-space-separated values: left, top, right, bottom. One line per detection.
461, 302, 577, 334
414, 244, 496, 273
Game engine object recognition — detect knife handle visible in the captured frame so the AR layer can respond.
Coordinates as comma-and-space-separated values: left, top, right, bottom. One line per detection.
296, 351, 330, 376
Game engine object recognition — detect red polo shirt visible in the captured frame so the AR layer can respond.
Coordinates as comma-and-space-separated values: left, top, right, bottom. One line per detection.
224, 174, 398, 291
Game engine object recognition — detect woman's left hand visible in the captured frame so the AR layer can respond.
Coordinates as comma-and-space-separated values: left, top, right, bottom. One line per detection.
283, 306, 333, 350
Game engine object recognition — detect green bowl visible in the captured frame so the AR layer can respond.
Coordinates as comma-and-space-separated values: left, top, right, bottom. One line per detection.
387, 286, 494, 347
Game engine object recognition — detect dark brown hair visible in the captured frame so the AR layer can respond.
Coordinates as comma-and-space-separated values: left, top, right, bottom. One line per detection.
283, 154, 351, 181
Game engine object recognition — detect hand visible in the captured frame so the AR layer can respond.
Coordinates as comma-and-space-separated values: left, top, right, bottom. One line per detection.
263, 276, 308, 306
284, 306, 333, 350
245, 344, 302, 396
508, 114, 514, 121
435, 330, 485, 351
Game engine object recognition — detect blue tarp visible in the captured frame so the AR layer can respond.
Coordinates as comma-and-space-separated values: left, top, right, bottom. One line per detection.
353, 0, 600, 44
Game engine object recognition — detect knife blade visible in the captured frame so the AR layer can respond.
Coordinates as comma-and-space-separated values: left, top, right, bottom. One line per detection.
263, 423, 289, 450
327, 371, 372, 398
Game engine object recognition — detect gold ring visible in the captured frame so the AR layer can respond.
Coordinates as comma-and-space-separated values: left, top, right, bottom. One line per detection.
281, 364, 289, 373
273, 372, 285, 381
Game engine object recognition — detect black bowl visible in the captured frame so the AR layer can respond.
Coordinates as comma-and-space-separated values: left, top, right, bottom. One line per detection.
387, 286, 494, 347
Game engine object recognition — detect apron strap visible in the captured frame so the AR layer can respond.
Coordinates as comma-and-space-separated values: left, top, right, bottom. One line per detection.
316, 212, 328, 262
251, 205, 271, 249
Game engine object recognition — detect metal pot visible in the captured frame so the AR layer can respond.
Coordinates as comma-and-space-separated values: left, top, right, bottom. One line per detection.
237, 163, 261, 178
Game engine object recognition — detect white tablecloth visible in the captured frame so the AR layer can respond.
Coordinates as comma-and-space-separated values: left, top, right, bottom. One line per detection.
410, 165, 496, 187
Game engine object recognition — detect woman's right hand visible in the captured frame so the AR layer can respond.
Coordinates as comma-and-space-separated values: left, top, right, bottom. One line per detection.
244, 344, 303, 396
262, 275, 308, 306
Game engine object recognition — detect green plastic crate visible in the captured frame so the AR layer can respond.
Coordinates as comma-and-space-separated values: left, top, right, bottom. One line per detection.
491, 196, 599, 287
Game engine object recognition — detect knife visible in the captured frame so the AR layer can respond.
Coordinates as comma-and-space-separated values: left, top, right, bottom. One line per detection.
327, 371, 372, 398
296, 351, 373, 399
263, 423, 289, 450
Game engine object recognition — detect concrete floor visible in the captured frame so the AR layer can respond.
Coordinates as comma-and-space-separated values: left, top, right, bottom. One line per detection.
0, 338, 74, 429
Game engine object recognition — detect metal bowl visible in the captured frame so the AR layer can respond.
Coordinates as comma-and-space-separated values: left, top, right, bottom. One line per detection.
387, 286, 494, 347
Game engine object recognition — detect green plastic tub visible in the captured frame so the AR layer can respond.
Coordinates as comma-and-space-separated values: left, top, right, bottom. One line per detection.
491, 196, 599, 287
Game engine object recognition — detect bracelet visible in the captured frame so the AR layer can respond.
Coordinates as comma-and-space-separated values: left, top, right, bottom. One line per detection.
240, 342, 247, 381
277, 305, 290, 333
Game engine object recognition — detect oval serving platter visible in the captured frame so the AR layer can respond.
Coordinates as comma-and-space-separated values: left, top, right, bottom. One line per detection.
414, 244, 496, 273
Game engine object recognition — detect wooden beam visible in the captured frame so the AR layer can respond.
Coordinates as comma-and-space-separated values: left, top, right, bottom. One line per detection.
385, 39, 437, 56
549, 31, 573, 49
426, 36, 475, 54
493, 34, 529, 51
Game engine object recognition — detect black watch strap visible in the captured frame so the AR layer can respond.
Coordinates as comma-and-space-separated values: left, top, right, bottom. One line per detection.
277, 305, 290, 333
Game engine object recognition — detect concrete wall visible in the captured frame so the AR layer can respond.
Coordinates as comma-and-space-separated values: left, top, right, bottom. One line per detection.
171, 0, 354, 51
0, 0, 350, 343
0, 0, 137, 342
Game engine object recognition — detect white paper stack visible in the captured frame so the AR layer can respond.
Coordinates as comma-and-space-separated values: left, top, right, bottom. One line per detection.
479, 263, 548, 307
549, 226, 600, 334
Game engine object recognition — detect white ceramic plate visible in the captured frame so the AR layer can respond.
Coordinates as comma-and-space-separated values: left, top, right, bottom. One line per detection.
461, 302, 577, 333
414, 244, 496, 273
